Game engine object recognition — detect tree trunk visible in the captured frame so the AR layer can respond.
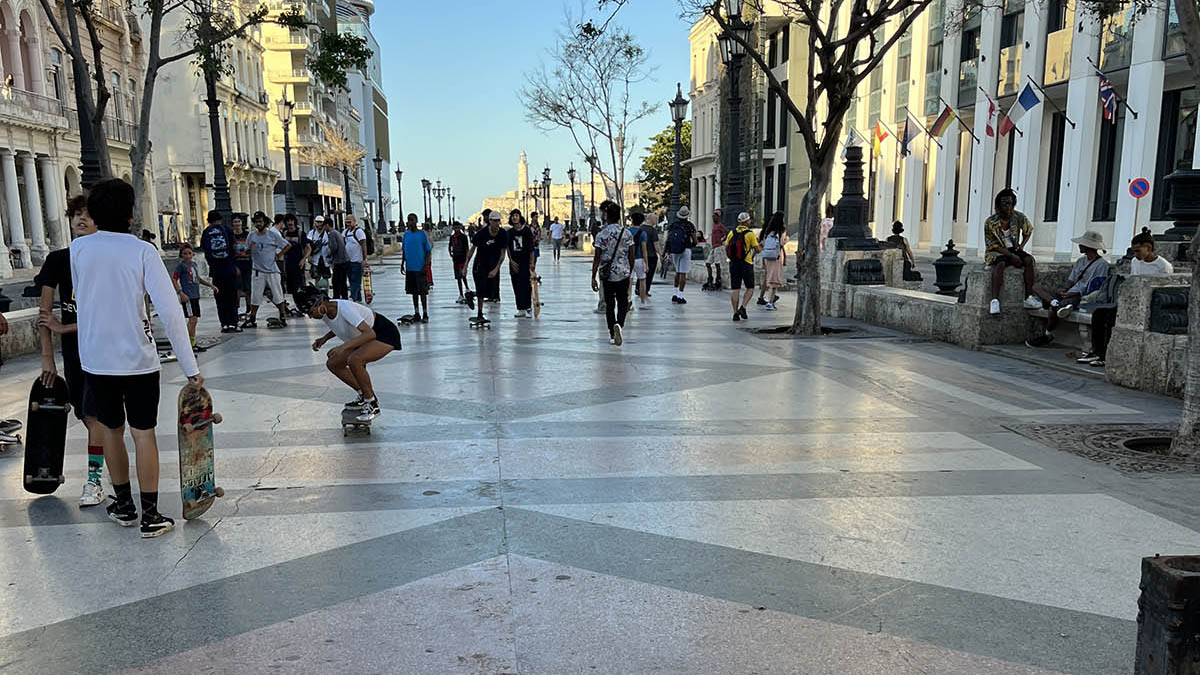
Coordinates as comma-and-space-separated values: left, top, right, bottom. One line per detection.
789, 151, 835, 336
130, 6, 165, 235
1170, 0, 1200, 455
76, 5, 113, 180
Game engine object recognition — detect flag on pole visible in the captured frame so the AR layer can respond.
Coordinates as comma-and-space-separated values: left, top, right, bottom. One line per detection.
984, 94, 998, 137
899, 111, 921, 157
872, 121, 889, 158
929, 105, 956, 137
998, 84, 1041, 137
841, 128, 863, 160
1098, 73, 1119, 123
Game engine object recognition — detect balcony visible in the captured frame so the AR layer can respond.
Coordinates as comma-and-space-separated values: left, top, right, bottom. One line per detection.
293, 101, 313, 116
1044, 27, 1071, 85
268, 68, 310, 84
997, 44, 1022, 97
0, 88, 68, 129
265, 0, 306, 14
959, 58, 978, 106
266, 35, 308, 50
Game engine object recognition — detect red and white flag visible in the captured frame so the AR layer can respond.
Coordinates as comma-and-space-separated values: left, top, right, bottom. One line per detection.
984, 95, 998, 137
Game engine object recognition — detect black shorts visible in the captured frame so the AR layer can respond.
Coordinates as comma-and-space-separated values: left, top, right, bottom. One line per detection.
989, 248, 1032, 266
181, 298, 201, 318
62, 342, 85, 422
473, 269, 501, 300
452, 258, 467, 280
729, 260, 755, 290
405, 270, 429, 296
286, 266, 303, 294
83, 371, 161, 430
371, 313, 402, 350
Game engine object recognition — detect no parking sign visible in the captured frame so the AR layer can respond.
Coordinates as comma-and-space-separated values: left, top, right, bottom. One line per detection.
1129, 177, 1150, 199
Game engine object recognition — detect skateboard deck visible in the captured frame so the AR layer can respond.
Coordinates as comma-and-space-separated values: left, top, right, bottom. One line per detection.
178, 384, 225, 520
23, 377, 69, 494
397, 314, 418, 325
363, 268, 374, 304
469, 316, 491, 329
342, 408, 372, 436
533, 278, 541, 317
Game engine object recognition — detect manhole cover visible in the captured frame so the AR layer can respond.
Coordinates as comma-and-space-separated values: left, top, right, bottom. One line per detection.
1005, 423, 1200, 474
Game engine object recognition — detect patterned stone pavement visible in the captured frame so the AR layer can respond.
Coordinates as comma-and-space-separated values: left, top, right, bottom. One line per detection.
0, 248, 1197, 674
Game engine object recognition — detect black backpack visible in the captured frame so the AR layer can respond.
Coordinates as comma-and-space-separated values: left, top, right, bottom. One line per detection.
666, 221, 692, 254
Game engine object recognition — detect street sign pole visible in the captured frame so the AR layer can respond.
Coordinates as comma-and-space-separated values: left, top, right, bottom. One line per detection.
1129, 177, 1150, 233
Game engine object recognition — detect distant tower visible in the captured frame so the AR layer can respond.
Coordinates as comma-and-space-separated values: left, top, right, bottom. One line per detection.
518, 151, 529, 198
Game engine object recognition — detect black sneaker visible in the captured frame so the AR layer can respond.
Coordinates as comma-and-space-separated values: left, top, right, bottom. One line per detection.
1025, 334, 1054, 348
193, 344, 208, 353
739, 307, 748, 320
678, 297, 687, 305
106, 498, 138, 527
757, 297, 767, 305
141, 511, 175, 538
421, 314, 429, 323
671, 296, 681, 303
276, 317, 288, 327
732, 311, 741, 322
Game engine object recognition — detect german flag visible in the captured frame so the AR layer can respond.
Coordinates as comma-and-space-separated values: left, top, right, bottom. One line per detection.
929, 105, 956, 138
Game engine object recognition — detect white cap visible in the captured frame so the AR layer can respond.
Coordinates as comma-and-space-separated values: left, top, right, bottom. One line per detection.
488, 211, 502, 221
737, 212, 751, 223
313, 215, 325, 223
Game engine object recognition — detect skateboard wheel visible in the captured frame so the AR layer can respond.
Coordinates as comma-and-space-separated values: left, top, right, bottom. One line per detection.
214, 487, 225, 498
212, 413, 223, 424
58, 476, 65, 484
23, 475, 30, 485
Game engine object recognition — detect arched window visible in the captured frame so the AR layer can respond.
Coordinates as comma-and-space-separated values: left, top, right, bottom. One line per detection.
110, 73, 122, 121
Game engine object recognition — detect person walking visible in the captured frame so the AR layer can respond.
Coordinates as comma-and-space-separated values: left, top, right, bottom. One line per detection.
448, 220, 471, 302
756, 211, 787, 310
199, 210, 241, 333
704, 209, 727, 291
591, 200, 635, 345
344, 214, 369, 302
726, 212, 762, 322
71, 178, 202, 538
244, 211, 292, 328
665, 206, 697, 304
508, 209, 536, 318
401, 214, 432, 322
641, 212, 661, 291
549, 216, 565, 262
630, 212, 651, 309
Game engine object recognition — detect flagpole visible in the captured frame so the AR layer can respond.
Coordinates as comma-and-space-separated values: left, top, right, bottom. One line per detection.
1085, 57, 1139, 119
903, 107, 943, 149
1023, 76, 1075, 128
941, 97, 980, 144
985, 86, 1024, 138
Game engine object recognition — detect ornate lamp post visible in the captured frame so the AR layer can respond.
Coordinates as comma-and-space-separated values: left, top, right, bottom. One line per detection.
394, 167, 402, 230
717, 0, 749, 232
586, 149, 598, 226
341, 164, 352, 218
669, 82, 689, 225
445, 186, 452, 223
372, 150, 385, 233
433, 180, 445, 224
568, 164, 577, 226
542, 166, 551, 221
276, 93, 296, 216
451, 195, 456, 223
420, 178, 431, 222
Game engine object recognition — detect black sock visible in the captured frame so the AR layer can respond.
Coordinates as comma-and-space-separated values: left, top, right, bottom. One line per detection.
114, 481, 133, 505
141, 492, 159, 515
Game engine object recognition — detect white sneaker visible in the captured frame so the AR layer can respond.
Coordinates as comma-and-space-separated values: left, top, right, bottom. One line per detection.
1023, 295, 1042, 309
639, 302, 649, 310
613, 324, 623, 346
514, 310, 526, 318
80, 480, 104, 507
989, 299, 1001, 315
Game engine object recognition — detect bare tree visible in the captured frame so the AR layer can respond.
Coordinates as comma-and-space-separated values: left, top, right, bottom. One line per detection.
520, 15, 657, 212
298, 121, 366, 205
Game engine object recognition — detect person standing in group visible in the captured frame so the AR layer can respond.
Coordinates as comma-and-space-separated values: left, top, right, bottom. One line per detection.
463, 210, 508, 324
591, 200, 635, 345
231, 213, 252, 317
726, 212, 762, 322
244, 211, 292, 328
507, 209, 537, 318
344, 214, 369, 302
70, 178, 203, 538
549, 216, 565, 262
323, 217, 351, 299
199, 210, 242, 333
629, 212, 651, 310
665, 206, 697, 304
641, 212, 661, 290
422, 220, 436, 289
448, 220, 471, 302
756, 211, 787, 311
401, 213, 432, 322
282, 213, 309, 313
35, 194, 122, 507
171, 244, 216, 349
705, 209, 727, 291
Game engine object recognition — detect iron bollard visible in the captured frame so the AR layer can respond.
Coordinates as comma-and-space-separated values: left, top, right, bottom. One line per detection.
933, 239, 965, 296
1135, 555, 1200, 674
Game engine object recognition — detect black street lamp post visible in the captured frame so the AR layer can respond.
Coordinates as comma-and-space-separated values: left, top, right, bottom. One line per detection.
341, 164, 352, 218
276, 94, 296, 217
718, 0, 749, 233
372, 150, 385, 234
204, 71, 233, 227
568, 164, 577, 226
669, 82, 689, 225
445, 186, 452, 223
451, 195, 456, 223
586, 150, 597, 226
433, 180, 445, 224
542, 166, 551, 221
394, 168, 402, 229
420, 178, 431, 222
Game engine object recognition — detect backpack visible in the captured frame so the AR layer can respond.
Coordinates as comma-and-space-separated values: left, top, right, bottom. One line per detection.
762, 233, 781, 260
727, 228, 749, 262
666, 221, 691, 254
364, 227, 375, 256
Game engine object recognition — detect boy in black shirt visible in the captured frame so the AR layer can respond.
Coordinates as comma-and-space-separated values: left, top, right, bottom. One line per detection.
507, 209, 536, 318
463, 210, 508, 323
448, 220, 471, 302
199, 210, 241, 332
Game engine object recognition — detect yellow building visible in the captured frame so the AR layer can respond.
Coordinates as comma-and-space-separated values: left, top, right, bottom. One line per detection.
479, 152, 642, 225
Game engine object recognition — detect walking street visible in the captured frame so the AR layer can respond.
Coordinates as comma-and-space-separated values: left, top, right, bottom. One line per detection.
0, 250, 1196, 675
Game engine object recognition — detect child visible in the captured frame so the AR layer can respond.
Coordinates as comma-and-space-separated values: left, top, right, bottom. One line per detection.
448, 220, 471, 302
172, 244, 216, 352
295, 284, 400, 421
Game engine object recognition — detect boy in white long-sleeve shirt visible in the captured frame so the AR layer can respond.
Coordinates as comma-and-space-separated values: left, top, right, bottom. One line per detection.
71, 179, 203, 538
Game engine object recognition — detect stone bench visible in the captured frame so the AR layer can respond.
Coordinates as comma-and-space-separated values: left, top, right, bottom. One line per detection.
1105, 274, 1192, 398
843, 285, 960, 341
0, 307, 58, 362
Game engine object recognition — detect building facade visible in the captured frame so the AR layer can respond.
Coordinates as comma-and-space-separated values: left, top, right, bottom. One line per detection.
478, 152, 642, 225
338, 0, 391, 230
840, 0, 1197, 259
0, 0, 152, 277
148, 8, 278, 245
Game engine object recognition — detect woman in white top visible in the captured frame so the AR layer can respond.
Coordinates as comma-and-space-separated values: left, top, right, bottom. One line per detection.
294, 285, 401, 421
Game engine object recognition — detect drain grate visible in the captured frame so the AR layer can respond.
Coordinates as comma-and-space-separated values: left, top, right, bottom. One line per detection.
1005, 423, 1200, 474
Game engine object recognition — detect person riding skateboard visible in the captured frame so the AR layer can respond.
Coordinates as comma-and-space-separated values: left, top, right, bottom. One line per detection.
71, 179, 203, 538
295, 284, 401, 422
463, 210, 509, 324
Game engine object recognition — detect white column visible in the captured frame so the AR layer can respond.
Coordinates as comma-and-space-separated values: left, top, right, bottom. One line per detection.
1, 150, 28, 267
0, 201, 9, 278
875, 145, 897, 237
930, 12, 963, 253
901, 137, 926, 238
21, 154, 47, 263
26, 37, 44, 96
3, 30, 23, 90
1114, 6, 1167, 246
1012, 0, 1049, 219
37, 156, 63, 250
1055, 15, 1103, 259
177, 175, 192, 243
966, 6, 1003, 258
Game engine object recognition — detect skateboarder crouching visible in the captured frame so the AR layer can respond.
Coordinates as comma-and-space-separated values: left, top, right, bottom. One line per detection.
71, 179, 203, 538
463, 210, 508, 324
295, 285, 401, 422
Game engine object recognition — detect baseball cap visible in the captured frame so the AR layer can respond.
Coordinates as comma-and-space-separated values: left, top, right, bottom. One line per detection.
737, 212, 751, 223
488, 211, 502, 221
313, 215, 325, 223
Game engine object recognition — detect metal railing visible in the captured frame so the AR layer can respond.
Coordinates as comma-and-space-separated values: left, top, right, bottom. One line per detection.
0, 87, 69, 120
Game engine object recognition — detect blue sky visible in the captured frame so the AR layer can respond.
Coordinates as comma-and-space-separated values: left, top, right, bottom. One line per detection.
374, 1, 693, 221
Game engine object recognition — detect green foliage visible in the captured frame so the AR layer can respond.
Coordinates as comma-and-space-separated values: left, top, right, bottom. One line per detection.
308, 32, 372, 90
638, 121, 691, 211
